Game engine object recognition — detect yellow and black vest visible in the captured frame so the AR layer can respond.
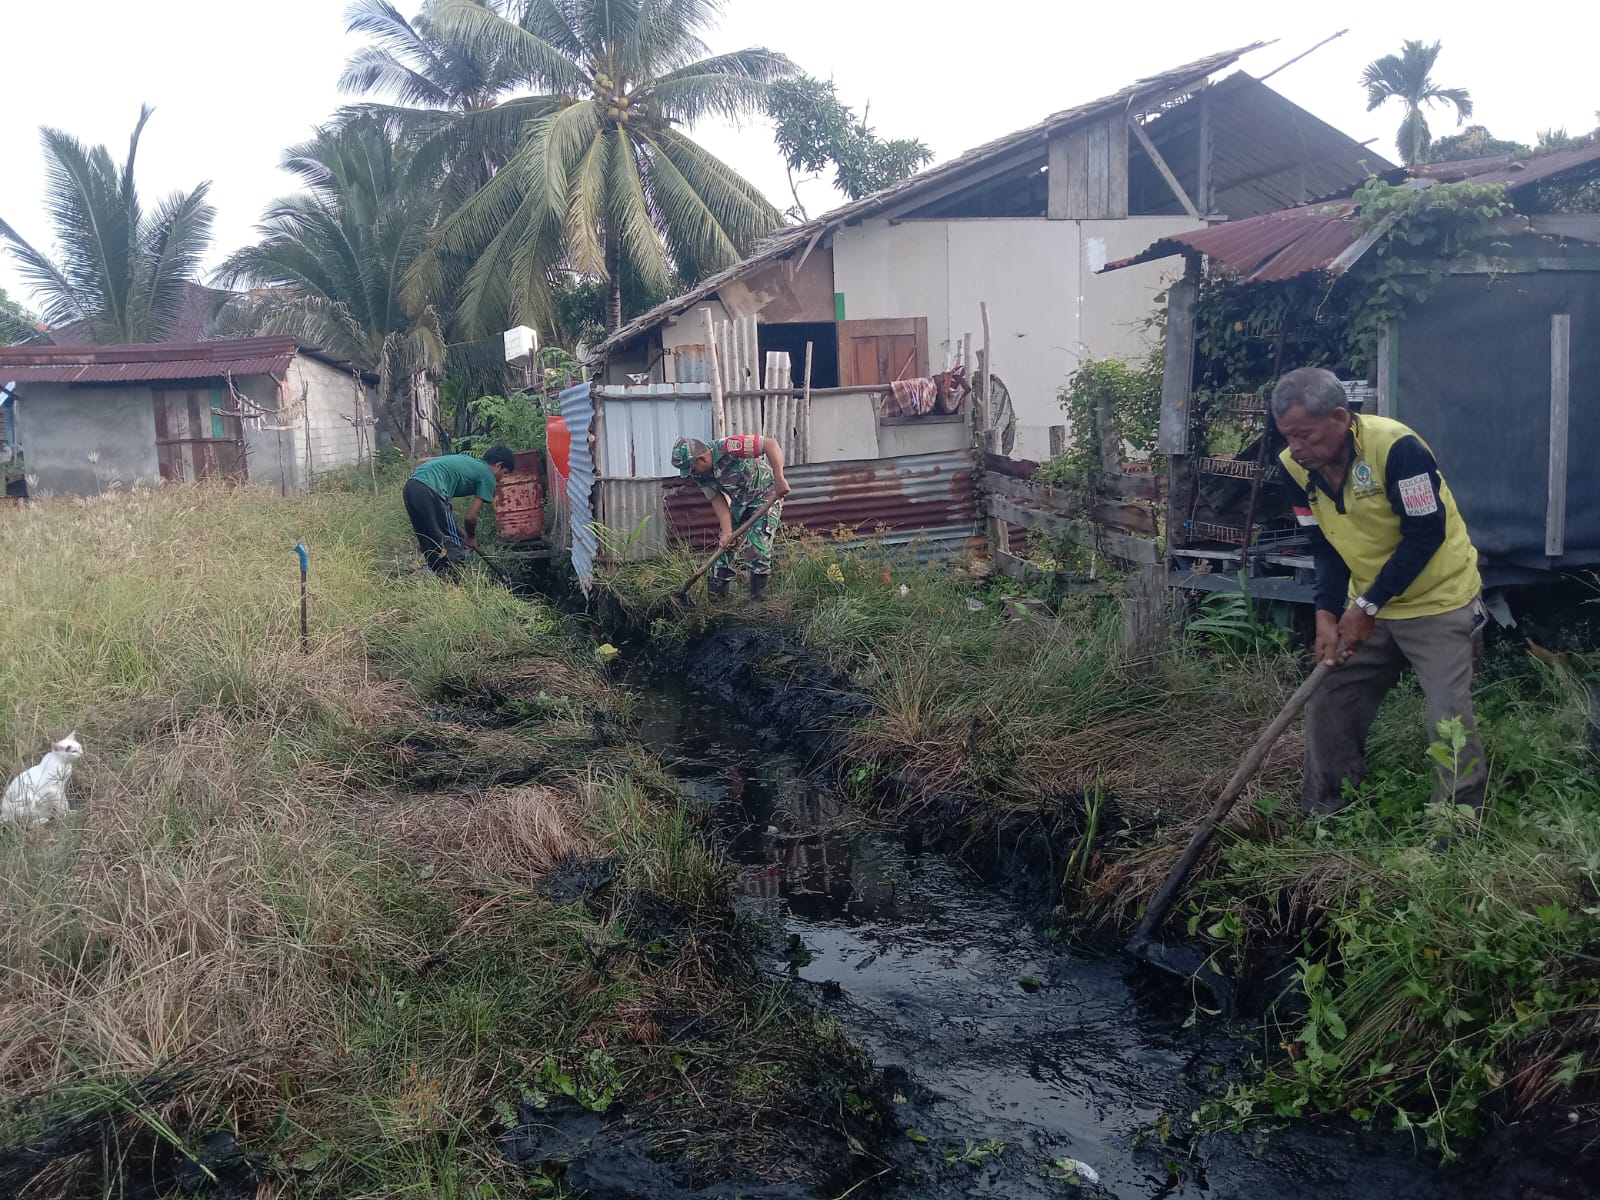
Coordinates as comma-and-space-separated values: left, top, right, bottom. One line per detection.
1279, 414, 1479, 619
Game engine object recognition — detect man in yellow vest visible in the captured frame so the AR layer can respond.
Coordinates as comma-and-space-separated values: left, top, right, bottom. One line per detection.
1273, 367, 1487, 814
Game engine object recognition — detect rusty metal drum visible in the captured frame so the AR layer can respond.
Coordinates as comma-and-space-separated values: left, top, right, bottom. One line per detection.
495, 451, 545, 542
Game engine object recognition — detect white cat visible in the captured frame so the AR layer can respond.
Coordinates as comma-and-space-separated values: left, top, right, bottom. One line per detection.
1, 733, 84, 825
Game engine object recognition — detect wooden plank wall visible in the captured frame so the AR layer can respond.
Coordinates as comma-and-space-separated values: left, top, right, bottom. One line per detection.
1047, 113, 1129, 221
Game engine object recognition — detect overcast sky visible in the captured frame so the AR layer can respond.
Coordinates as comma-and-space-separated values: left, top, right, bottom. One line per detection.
2, 0, 1596, 313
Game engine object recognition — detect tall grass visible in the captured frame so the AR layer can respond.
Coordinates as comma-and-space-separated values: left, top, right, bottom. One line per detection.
0, 485, 870, 1196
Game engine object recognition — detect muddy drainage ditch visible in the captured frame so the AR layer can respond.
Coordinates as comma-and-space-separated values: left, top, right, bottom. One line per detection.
613, 622, 1596, 1200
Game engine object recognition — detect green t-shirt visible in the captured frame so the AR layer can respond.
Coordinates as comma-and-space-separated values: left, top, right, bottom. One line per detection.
412, 455, 497, 502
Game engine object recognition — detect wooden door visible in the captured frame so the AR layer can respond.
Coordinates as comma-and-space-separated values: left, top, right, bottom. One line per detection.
836, 318, 929, 386
154, 386, 248, 483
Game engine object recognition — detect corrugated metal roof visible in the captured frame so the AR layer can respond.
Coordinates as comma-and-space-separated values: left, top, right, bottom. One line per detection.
0, 337, 300, 384
1135, 74, 1392, 218
1104, 142, 1600, 282
560, 381, 599, 591
663, 448, 980, 561
1412, 141, 1600, 189
596, 43, 1267, 357
1104, 199, 1363, 281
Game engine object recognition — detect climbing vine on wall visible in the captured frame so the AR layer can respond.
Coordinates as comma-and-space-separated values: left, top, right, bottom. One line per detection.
1191, 178, 1514, 397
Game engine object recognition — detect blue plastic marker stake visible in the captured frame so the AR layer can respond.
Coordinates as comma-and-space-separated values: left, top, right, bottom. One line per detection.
295, 541, 309, 653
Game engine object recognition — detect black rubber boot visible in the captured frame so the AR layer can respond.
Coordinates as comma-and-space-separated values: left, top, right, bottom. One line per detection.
708, 575, 730, 601
749, 573, 770, 602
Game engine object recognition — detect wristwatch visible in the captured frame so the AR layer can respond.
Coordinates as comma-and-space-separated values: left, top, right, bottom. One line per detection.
1354, 595, 1380, 617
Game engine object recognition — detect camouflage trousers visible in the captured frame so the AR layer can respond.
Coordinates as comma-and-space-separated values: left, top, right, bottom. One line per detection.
710, 500, 783, 581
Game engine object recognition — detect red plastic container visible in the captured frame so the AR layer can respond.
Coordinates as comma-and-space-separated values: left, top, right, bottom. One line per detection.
547, 413, 572, 482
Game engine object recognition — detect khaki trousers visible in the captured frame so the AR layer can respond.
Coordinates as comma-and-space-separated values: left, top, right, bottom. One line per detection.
1301, 597, 1487, 813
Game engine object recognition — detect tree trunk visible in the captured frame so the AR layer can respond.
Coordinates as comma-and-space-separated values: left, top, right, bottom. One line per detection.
605, 234, 622, 333
411, 371, 441, 453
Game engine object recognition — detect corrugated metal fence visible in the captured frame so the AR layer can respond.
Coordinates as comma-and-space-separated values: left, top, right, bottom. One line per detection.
590, 448, 979, 565
559, 381, 598, 590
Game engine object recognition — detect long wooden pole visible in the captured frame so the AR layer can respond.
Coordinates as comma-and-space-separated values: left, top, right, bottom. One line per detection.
703, 308, 727, 439
673, 496, 780, 602
801, 341, 814, 463
1128, 660, 1332, 950
979, 302, 993, 453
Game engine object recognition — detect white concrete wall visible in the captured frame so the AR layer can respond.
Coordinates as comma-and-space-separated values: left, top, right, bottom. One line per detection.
832, 215, 1197, 460
286, 355, 370, 479
13, 382, 160, 495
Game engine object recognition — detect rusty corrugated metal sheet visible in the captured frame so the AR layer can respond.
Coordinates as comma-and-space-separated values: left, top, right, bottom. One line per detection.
1105, 142, 1600, 283
664, 449, 979, 560
0, 337, 300, 384
1414, 142, 1600, 189
1102, 200, 1361, 281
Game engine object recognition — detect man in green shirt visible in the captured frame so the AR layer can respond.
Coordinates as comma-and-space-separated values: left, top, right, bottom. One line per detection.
403, 446, 516, 579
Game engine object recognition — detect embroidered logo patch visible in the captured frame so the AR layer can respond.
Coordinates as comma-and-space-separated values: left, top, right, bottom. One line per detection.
1353, 460, 1374, 488
1397, 472, 1438, 516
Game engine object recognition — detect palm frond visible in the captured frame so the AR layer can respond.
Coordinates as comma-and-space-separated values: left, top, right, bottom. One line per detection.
1361, 56, 1406, 111
1397, 108, 1431, 167
516, 0, 587, 59
564, 126, 612, 275
1425, 86, 1473, 124
338, 46, 456, 106
638, 130, 741, 278
647, 69, 775, 124
38, 125, 134, 339
620, 0, 714, 78
345, 0, 442, 65
648, 126, 780, 260
0, 218, 85, 332
135, 184, 216, 341
604, 128, 668, 294
433, 0, 586, 93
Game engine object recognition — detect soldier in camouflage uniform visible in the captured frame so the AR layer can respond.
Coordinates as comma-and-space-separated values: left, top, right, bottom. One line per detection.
672, 434, 792, 600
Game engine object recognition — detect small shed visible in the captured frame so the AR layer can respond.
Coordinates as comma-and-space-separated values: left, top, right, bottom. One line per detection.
1102, 143, 1600, 598
0, 337, 382, 497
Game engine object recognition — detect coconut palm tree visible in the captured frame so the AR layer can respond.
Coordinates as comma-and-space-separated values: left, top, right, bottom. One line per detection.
1361, 40, 1473, 167
337, 0, 549, 203
0, 108, 214, 344
215, 118, 445, 452
406, 0, 794, 334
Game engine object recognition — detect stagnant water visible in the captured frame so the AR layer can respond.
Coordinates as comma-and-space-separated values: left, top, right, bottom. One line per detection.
629, 670, 1594, 1200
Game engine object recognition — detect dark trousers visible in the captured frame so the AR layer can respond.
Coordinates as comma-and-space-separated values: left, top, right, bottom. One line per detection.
403, 478, 461, 578
1302, 597, 1487, 813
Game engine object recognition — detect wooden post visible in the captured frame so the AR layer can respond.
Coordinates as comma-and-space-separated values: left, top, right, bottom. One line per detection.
801, 341, 814, 464
1093, 388, 1120, 474
1548, 314, 1571, 557
979, 302, 993, 454
1160, 254, 1200, 558
961, 332, 975, 444
703, 308, 727, 439
1120, 562, 1167, 660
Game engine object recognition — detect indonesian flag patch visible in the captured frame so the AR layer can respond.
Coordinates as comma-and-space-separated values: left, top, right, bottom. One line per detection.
1396, 473, 1439, 516
1293, 506, 1318, 527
